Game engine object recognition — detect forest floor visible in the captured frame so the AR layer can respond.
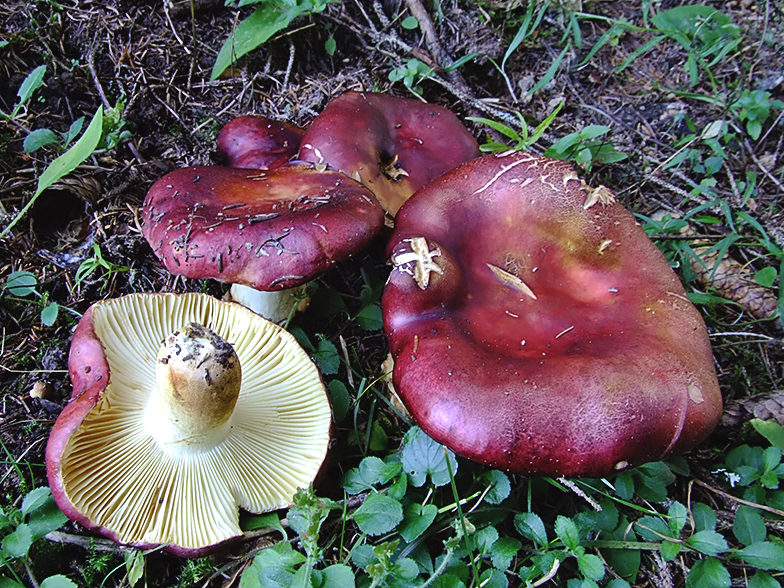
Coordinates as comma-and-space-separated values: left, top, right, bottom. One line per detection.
1, 0, 784, 586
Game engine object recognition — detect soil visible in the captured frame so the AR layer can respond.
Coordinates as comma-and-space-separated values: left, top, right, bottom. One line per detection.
1, 0, 783, 586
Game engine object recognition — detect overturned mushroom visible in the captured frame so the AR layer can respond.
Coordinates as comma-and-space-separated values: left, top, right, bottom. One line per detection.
383, 152, 723, 477
46, 292, 332, 555
217, 115, 304, 170
298, 91, 480, 216
141, 163, 385, 291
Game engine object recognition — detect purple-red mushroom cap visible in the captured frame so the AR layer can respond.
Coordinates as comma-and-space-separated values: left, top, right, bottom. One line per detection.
298, 91, 480, 217
217, 115, 304, 170
141, 163, 385, 291
383, 151, 723, 477
46, 292, 332, 556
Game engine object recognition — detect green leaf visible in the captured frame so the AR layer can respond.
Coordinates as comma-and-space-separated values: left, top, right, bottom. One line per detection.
4, 270, 38, 297
692, 503, 717, 532
479, 567, 508, 588
241, 512, 286, 537
733, 505, 767, 546
635, 516, 673, 542
319, 564, 355, 588
351, 544, 376, 570
354, 304, 383, 330
401, 16, 418, 29
1, 106, 104, 239
24, 128, 59, 153
241, 542, 304, 588
40, 302, 59, 327
387, 470, 407, 501
62, 117, 85, 147
685, 530, 728, 556
514, 512, 547, 548
748, 571, 782, 588
660, 540, 681, 561
212, 4, 300, 80
312, 337, 340, 374
125, 550, 145, 588
554, 516, 580, 552
737, 542, 784, 571
444, 53, 481, 72
394, 557, 420, 581
667, 502, 688, 534
324, 37, 336, 56
612, 471, 634, 501
615, 34, 666, 73
25, 492, 67, 542
13, 65, 47, 115
527, 42, 571, 96
685, 557, 730, 588
491, 537, 521, 571
0, 578, 25, 588
475, 525, 499, 555
40, 577, 77, 588
328, 380, 349, 423
751, 419, 784, 451
22, 487, 53, 516
352, 492, 403, 536
482, 470, 511, 505
399, 502, 437, 542
577, 553, 605, 582
400, 427, 457, 487
602, 518, 640, 581
37, 106, 103, 197
1, 523, 33, 558
343, 456, 402, 494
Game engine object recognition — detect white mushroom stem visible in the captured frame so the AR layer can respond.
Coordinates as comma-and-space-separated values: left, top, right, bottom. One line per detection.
148, 322, 241, 452
227, 283, 309, 324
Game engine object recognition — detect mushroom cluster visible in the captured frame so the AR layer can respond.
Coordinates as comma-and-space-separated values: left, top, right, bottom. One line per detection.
47, 292, 331, 555
383, 151, 723, 477
48, 92, 724, 556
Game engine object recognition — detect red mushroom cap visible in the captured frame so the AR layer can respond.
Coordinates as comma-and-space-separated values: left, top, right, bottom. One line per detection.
217, 115, 304, 170
383, 152, 722, 477
142, 163, 385, 290
298, 91, 480, 216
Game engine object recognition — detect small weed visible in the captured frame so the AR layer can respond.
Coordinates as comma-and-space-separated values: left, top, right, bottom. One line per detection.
0, 65, 46, 121
544, 124, 627, 172
0, 487, 70, 587
467, 101, 563, 153
1, 270, 63, 327
729, 90, 784, 141
74, 244, 130, 291
1, 98, 104, 238
388, 58, 433, 96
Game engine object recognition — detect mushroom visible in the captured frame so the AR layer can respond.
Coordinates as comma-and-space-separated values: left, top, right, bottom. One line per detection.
298, 91, 480, 216
141, 163, 385, 292
383, 151, 723, 477
46, 292, 332, 555
217, 115, 304, 170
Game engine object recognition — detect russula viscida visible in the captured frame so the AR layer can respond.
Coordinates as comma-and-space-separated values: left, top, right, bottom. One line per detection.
298, 91, 480, 216
383, 151, 722, 477
141, 163, 385, 292
217, 115, 304, 170
46, 292, 332, 555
